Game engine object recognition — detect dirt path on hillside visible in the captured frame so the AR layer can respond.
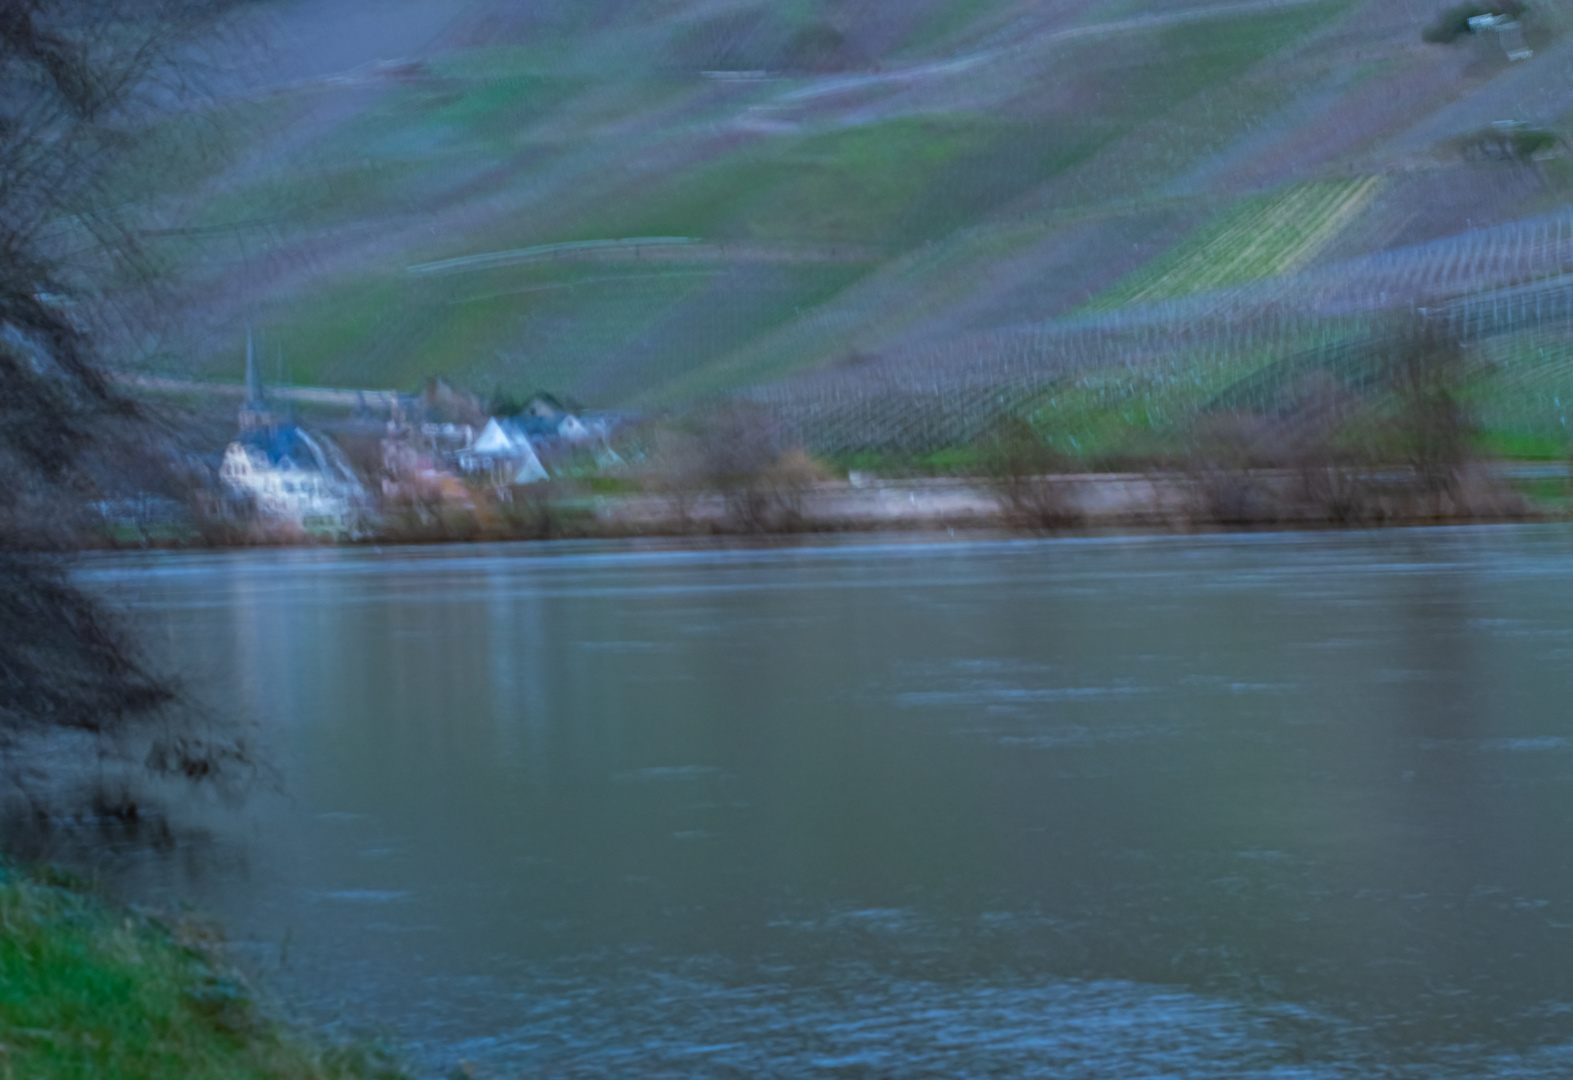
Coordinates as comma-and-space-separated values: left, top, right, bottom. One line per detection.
405, 239, 879, 277
118, 372, 398, 406
736, 0, 1341, 132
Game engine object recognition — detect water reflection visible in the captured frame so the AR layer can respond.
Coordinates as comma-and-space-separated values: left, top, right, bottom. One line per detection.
68, 528, 1573, 1077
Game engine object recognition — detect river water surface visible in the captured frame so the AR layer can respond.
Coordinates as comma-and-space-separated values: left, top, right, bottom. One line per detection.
72, 526, 1573, 1077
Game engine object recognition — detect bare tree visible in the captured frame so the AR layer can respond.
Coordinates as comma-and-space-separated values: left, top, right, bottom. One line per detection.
639, 426, 709, 532
1386, 310, 1473, 495
1, 0, 244, 811
684, 405, 780, 532
694, 405, 828, 533
981, 416, 1083, 530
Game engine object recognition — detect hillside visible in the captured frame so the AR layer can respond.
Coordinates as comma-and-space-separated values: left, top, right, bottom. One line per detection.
126, 0, 1573, 456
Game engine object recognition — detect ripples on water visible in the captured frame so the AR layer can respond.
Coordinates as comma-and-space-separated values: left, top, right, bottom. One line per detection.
430, 967, 1329, 1078
71, 528, 1573, 1078
408, 953, 1573, 1078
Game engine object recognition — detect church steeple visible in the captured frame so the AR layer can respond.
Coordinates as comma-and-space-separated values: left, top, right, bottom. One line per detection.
239, 326, 273, 431
244, 326, 264, 406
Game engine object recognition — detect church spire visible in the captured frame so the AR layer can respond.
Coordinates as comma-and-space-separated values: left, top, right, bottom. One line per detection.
243, 325, 266, 410
239, 326, 272, 432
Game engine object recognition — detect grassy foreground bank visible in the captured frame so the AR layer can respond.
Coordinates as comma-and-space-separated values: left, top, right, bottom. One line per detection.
0, 861, 401, 1080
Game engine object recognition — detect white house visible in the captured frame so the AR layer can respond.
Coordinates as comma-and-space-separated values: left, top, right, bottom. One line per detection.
219, 428, 366, 535
557, 414, 592, 444
219, 333, 367, 534
457, 417, 550, 484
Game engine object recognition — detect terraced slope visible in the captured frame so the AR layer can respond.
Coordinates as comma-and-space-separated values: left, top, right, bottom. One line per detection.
1088, 177, 1384, 309
118, 0, 1573, 453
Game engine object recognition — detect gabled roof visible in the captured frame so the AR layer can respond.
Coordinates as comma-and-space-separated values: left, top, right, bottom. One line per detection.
469, 417, 549, 483
517, 414, 561, 437
235, 425, 362, 492
238, 424, 322, 469
472, 417, 527, 455
514, 454, 549, 484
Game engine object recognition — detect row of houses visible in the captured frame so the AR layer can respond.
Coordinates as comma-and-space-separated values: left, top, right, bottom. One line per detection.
218, 342, 620, 535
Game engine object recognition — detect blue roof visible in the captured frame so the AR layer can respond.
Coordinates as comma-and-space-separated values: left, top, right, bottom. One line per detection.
237, 424, 326, 471
517, 414, 562, 437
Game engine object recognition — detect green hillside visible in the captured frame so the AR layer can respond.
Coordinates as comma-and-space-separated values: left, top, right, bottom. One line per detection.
129, 0, 1573, 453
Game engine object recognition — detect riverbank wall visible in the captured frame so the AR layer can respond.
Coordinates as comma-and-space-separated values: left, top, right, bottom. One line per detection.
92, 463, 1561, 549
578, 464, 1547, 535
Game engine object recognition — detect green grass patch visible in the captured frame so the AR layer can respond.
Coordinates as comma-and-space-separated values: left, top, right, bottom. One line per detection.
235, 256, 873, 406
255, 276, 413, 389
1506, 477, 1573, 511
1079, 3, 1351, 125
576, 475, 642, 495
886, 121, 1106, 242
1086, 177, 1381, 308
371, 72, 590, 152
0, 862, 401, 1080
1468, 334, 1573, 442
183, 63, 594, 239
518, 114, 1090, 252
1472, 430, 1571, 460
168, 0, 1384, 415
741, 118, 980, 245
191, 158, 432, 235
1027, 2, 1354, 211
645, 218, 1087, 405
605, 262, 872, 405
831, 444, 995, 476
529, 148, 784, 246
405, 270, 718, 393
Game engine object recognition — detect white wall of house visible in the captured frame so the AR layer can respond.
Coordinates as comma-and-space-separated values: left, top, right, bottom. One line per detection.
220, 443, 358, 533
460, 418, 549, 483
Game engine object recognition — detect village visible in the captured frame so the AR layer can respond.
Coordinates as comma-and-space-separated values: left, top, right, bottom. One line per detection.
101, 330, 1548, 550
195, 336, 626, 540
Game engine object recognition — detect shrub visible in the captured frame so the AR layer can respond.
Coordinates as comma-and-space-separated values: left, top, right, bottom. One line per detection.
487, 387, 524, 418
1383, 313, 1475, 493
655, 406, 830, 533
1512, 128, 1559, 158
981, 417, 1083, 530
785, 23, 855, 72
1454, 125, 1560, 162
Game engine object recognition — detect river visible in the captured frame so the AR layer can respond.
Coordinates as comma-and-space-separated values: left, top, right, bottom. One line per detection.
67, 526, 1573, 1077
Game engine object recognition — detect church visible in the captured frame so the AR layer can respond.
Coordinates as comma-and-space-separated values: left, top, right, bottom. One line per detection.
217, 335, 367, 535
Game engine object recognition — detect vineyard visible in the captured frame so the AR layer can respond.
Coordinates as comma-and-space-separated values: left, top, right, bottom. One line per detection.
119, 0, 1573, 465
1087, 176, 1385, 309
745, 209, 1573, 456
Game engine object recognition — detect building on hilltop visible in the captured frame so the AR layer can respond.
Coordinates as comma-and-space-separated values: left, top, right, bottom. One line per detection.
1467, 13, 1532, 61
